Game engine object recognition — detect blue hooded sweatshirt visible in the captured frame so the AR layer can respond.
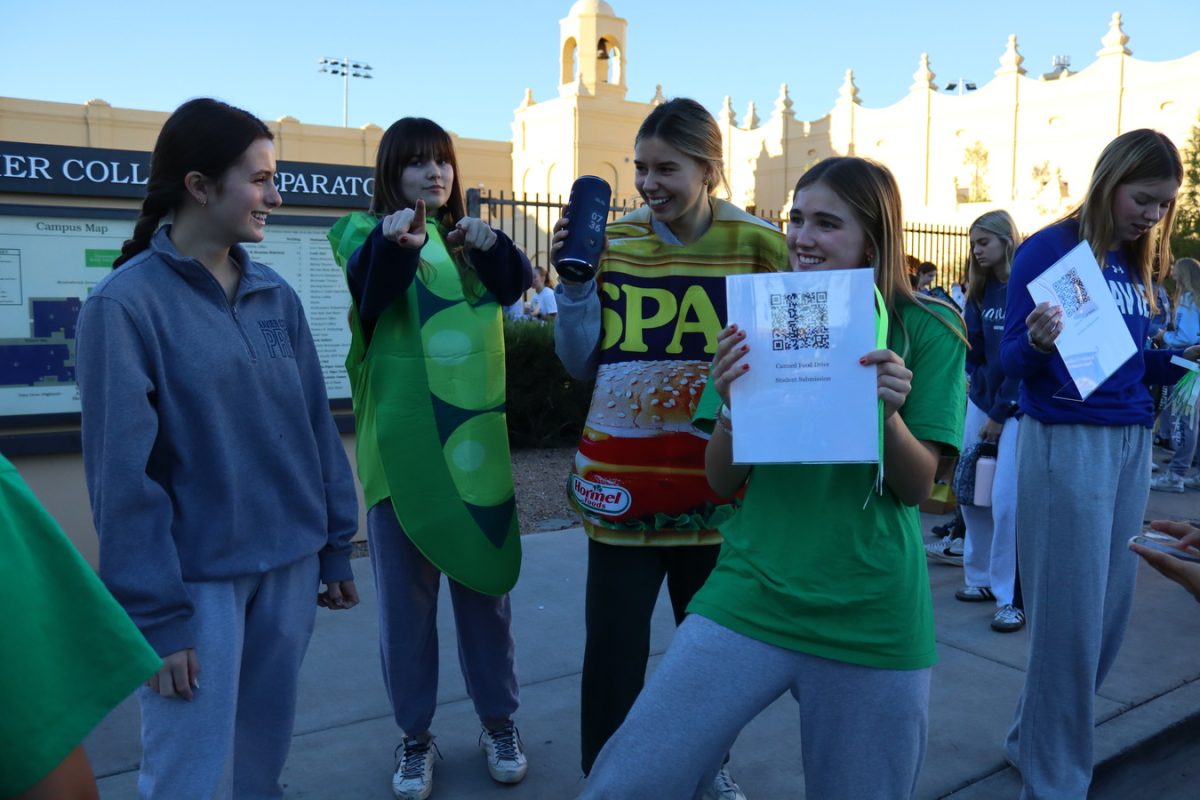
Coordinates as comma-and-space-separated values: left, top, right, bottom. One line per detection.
966, 277, 1019, 423
76, 227, 358, 656
1000, 219, 1186, 427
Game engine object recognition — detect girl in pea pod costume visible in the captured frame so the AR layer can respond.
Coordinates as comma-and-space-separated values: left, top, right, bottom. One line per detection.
328, 118, 532, 800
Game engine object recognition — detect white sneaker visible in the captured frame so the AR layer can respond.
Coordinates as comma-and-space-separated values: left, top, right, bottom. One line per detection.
925, 535, 964, 566
480, 722, 528, 784
1151, 473, 1185, 493
1184, 471, 1200, 489
393, 736, 438, 800
703, 765, 747, 800
991, 604, 1026, 633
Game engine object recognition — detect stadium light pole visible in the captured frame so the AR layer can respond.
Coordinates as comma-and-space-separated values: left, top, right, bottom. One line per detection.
317, 57, 373, 127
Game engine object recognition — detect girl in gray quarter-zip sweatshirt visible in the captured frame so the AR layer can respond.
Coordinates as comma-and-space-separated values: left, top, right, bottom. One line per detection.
75, 97, 358, 799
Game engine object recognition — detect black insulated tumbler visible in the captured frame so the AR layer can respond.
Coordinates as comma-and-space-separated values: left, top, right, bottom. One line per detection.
554, 176, 612, 282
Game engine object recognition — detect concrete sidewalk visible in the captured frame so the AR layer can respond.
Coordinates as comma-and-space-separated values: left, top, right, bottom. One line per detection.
89, 485, 1200, 799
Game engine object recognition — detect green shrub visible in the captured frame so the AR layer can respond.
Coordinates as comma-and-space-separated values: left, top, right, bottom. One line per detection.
1171, 234, 1200, 261
504, 319, 594, 449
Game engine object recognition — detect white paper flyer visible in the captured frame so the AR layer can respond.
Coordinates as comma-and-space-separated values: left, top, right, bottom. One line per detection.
725, 269, 879, 464
1026, 240, 1137, 401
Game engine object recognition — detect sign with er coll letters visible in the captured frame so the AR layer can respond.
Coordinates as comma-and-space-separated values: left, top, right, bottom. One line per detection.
0, 141, 374, 208
725, 269, 879, 464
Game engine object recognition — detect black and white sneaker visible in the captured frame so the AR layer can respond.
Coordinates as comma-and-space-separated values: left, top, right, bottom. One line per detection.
392, 735, 439, 800
991, 605, 1026, 632
925, 535, 965, 566
480, 722, 528, 784
955, 585, 996, 602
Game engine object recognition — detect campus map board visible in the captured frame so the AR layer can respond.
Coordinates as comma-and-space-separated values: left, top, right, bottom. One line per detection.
0, 212, 352, 420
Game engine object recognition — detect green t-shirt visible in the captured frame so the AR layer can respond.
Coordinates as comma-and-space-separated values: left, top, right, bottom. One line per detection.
0, 454, 161, 795
688, 299, 965, 670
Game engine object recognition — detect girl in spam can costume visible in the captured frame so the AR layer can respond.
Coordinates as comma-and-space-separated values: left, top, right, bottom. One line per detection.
553, 98, 787, 791
328, 117, 533, 800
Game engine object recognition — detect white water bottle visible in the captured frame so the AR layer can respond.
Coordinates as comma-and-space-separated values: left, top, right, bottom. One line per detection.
974, 453, 997, 507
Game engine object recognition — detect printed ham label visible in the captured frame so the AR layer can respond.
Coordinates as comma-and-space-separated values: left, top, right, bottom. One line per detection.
571, 475, 632, 516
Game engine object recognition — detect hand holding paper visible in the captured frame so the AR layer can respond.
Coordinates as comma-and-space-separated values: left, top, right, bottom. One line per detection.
709, 324, 750, 407
1025, 301, 1064, 351
860, 349, 912, 420
1026, 241, 1137, 400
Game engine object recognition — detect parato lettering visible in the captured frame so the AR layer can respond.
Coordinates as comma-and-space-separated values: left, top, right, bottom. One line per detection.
275, 172, 373, 198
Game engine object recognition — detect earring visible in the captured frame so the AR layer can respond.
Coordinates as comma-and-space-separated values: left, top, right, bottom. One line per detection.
199, 197, 207, 207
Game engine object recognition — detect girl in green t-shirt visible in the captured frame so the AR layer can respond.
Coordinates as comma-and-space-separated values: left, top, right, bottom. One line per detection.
581, 157, 967, 800
0, 454, 160, 799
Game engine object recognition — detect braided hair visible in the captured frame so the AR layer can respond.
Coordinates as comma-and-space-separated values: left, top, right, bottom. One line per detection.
113, 98, 272, 268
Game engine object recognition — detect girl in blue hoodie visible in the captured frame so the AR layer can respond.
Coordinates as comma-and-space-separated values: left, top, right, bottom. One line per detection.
1150, 256, 1200, 492
956, 210, 1024, 633
1001, 129, 1200, 799
76, 98, 360, 799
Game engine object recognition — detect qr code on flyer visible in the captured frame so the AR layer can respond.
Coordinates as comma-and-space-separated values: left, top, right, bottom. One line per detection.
770, 291, 830, 350
1052, 268, 1096, 319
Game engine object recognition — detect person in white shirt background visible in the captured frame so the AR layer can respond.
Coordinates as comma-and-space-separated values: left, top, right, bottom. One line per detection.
529, 266, 558, 321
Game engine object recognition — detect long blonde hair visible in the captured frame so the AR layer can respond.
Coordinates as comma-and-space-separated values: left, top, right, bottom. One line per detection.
794, 157, 966, 352
967, 210, 1022, 304
1070, 129, 1182, 315
1173, 257, 1200, 300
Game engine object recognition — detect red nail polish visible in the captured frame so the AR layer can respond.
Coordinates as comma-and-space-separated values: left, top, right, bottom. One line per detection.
742, 364, 749, 371
740, 344, 748, 352
859, 357, 867, 364
399, 236, 409, 244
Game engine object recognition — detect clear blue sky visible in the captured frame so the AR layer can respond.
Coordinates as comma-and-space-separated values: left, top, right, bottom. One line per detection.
6, 1, 1199, 143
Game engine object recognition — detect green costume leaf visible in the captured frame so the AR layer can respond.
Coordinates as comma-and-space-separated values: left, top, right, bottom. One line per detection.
328, 214, 521, 595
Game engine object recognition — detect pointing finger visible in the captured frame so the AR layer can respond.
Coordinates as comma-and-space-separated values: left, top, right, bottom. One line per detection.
410, 199, 427, 234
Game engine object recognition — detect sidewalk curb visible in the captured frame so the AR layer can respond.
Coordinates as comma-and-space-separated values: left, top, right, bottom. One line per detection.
941, 679, 1200, 798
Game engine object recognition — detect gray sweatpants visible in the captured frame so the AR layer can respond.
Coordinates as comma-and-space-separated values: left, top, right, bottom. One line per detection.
137, 554, 320, 800
1006, 419, 1149, 799
581, 614, 930, 800
368, 499, 520, 737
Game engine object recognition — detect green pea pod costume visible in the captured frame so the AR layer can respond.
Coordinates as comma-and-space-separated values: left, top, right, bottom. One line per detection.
328, 212, 520, 596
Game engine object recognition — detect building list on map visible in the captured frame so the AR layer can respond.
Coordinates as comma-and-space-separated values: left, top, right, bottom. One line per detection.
0, 214, 352, 419
244, 229, 352, 401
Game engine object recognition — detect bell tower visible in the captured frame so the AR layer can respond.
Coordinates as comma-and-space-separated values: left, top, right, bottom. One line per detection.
559, 0, 627, 98
511, 0, 648, 229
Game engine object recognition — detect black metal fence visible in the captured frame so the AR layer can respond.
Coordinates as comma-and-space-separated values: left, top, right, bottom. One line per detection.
466, 188, 638, 269
903, 222, 972, 287
471, 190, 970, 287
757, 209, 971, 288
